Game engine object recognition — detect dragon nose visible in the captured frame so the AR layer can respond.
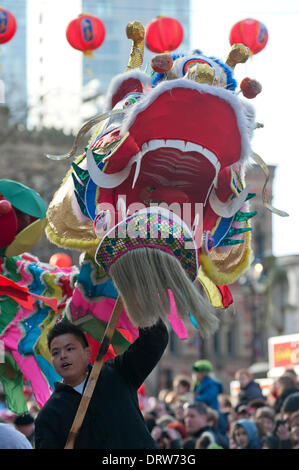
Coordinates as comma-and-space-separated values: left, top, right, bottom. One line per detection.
185, 63, 217, 86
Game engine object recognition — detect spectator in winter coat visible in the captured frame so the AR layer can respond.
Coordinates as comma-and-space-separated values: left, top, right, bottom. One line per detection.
0, 423, 33, 449
261, 434, 279, 449
235, 369, 265, 405
281, 392, 299, 424
206, 407, 229, 448
192, 360, 227, 434
192, 360, 223, 412
289, 411, 299, 448
231, 419, 262, 449
254, 406, 276, 436
183, 402, 227, 448
13, 413, 35, 445
172, 374, 193, 403
274, 375, 298, 414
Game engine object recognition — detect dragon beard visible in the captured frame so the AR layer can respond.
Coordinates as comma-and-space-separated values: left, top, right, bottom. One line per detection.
110, 247, 219, 336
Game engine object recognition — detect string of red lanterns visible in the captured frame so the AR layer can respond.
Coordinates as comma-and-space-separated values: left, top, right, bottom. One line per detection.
0, 9, 270, 61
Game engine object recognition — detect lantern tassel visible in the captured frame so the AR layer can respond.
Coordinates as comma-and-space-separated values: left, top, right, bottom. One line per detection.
85, 63, 93, 79
83, 49, 94, 59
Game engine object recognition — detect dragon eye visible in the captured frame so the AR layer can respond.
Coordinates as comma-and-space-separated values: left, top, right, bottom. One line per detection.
183, 58, 212, 76
123, 97, 137, 108
94, 209, 111, 235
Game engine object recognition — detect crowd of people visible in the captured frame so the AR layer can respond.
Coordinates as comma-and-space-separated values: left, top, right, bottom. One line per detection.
141, 362, 299, 450
1, 355, 299, 450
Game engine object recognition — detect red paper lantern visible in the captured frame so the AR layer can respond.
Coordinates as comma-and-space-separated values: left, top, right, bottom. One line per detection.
0, 8, 17, 45
66, 13, 106, 57
145, 16, 184, 53
49, 253, 72, 268
229, 18, 268, 55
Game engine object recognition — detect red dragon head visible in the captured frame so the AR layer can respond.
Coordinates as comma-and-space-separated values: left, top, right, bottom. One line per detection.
45, 22, 283, 335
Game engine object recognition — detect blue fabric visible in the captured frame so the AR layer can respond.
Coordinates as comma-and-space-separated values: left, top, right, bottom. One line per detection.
151, 52, 186, 87
194, 375, 223, 411
208, 56, 238, 91
236, 419, 262, 449
78, 261, 118, 299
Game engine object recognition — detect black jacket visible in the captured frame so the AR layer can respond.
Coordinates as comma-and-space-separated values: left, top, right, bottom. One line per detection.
274, 387, 298, 414
35, 320, 168, 449
238, 380, 265, 405
195, 426, 229, 449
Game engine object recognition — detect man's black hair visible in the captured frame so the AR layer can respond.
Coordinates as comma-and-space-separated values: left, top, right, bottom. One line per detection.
47, 321, 89, 350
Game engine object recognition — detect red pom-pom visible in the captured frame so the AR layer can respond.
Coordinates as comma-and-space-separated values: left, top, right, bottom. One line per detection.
151, 53, 173, 73
49, 253, 72, 268
240, 77, 262, 99
0, 197, 17, 248
0, 199, 12, 214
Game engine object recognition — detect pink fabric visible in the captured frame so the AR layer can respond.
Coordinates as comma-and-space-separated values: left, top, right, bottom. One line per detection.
168, 290, 188, 339
16, 259, 32, 287
70, 287, 188, 340
70, 288, 140, 339
2, 319, 52, 409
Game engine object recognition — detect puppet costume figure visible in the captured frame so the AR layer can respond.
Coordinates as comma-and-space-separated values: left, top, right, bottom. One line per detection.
0, 180, 133, 414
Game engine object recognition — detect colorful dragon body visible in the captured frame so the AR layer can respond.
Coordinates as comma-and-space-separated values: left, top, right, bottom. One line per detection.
0, 181, 128, 413
0, 180, 79, 412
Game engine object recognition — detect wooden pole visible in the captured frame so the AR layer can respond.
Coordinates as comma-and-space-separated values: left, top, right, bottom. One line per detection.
64, 296, 123, 449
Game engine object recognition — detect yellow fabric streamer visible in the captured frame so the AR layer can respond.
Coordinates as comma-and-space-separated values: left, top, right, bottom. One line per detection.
37, 313, 59, 364
5, 219, 47, 258
42, 272, 64, 302
197, 267, 224, 308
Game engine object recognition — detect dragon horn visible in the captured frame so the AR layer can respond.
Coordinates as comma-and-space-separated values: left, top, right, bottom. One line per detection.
125, 21, 145, 71
226, 43, 250, 70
